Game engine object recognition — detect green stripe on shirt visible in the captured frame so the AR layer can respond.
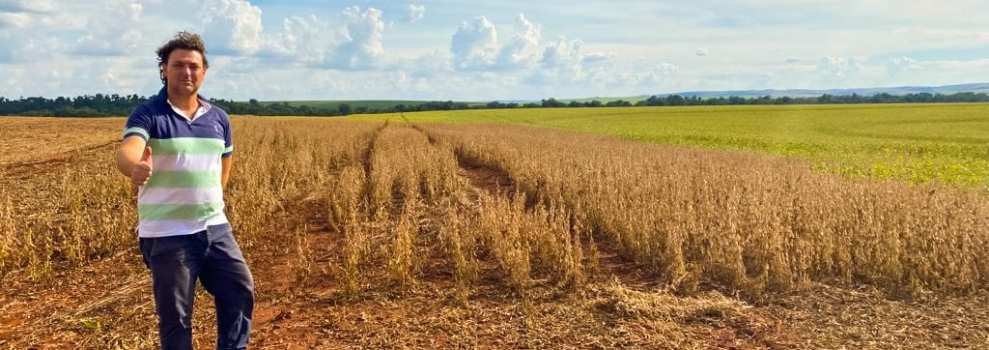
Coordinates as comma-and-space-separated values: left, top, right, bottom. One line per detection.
123, 127, 149, 140
148, 138, 225, 156
139, 203, 225, 221
146, 170, 222, 188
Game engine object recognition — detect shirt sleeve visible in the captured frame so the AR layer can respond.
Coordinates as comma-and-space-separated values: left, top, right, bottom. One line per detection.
221, 110, 233, 157
123, 105, 153, 141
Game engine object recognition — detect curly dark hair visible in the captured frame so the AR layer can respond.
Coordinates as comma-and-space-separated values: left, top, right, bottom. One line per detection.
156, 31, 209, 85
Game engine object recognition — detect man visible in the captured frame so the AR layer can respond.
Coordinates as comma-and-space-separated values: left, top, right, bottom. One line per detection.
115, 31, 254, 350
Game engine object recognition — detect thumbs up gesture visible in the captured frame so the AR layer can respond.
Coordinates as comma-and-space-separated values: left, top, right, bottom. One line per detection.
132, 146, 153, 187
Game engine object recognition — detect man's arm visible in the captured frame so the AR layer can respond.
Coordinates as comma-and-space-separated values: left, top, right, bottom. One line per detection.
221, 155, 232, 189
116, 136, 147, 178
116, 136, 153, 188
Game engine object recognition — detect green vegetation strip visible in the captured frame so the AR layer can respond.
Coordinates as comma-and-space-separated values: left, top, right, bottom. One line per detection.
352, 103, 989, 188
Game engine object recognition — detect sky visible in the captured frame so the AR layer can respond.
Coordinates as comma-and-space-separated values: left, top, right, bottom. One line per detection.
0, 0, 987, 101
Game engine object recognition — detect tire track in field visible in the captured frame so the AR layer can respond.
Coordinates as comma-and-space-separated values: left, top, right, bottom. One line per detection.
0, 141, 117, 180
410, 123, 517, 202
407, 123, 667, 291
410, 124, 437, 146
360, 122, 388, 194
251, 122, 391, 344
452, 149, 518, 202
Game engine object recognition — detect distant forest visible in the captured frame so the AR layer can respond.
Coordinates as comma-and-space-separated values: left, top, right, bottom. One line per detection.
1, 91, 987, 117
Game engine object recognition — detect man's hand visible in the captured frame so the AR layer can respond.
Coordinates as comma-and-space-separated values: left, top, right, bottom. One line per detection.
132, 146, 153, 187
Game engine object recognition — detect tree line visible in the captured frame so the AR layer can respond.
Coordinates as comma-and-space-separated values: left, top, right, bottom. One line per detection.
1, 91, 987, 117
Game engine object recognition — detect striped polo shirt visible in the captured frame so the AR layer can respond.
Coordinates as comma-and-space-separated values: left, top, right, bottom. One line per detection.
123, 88, 233, 238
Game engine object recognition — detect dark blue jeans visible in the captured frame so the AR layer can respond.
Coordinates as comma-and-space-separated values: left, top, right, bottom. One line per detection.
139, 223, 254, 350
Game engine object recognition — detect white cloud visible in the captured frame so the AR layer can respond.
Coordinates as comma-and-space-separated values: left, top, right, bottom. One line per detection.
641, 63, 680, 85
541, 37, 583, 68
0, 65, 26, 96
399, 50, 454, 78
451, 14, 552, 71
260, 15, 328, 63
99, 58, 150, 92
450, 16, 499, 70
886, 56, 920, 77
200, 0, 263, 55
818, 55, 861, 81
494, 14, 541, 69
583, 52, 616, 64
445, 12, 619, 76
326, 6, 386, 70
259, 6, 388, 70
542, 37, 619, 76
532, 36, 592, 84
403, 4, 424, 23
0, 57, 159, 98
0, 33, 62, 63
3, 0, 988, 101
72, 0, 143, 56
0, 0, 54, 13
888, 27, 989, 51
592, 60, 681, 94
0, 11, 27, 28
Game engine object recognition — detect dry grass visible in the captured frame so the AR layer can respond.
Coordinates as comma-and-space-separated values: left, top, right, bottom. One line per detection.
425, 123, 989, 300
0, 140, 135, 280
0, 117, 121, 166
1, 116, 988, 349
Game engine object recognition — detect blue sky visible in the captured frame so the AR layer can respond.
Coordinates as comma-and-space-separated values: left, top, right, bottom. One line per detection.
0, 0, 986, 101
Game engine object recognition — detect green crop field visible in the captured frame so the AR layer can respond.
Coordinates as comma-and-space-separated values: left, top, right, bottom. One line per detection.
557, 96, 649, 104
259, 100, 421, 110
353, 103, 989, 188
260, 99, 484, 110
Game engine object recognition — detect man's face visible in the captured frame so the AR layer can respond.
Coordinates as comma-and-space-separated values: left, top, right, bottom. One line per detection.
162, 48, 206, 97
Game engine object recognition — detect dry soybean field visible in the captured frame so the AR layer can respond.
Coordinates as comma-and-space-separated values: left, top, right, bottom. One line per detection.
1, 105, 989, 349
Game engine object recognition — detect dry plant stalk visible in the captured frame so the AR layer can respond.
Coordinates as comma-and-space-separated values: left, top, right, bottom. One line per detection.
294, 227, 312, 285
